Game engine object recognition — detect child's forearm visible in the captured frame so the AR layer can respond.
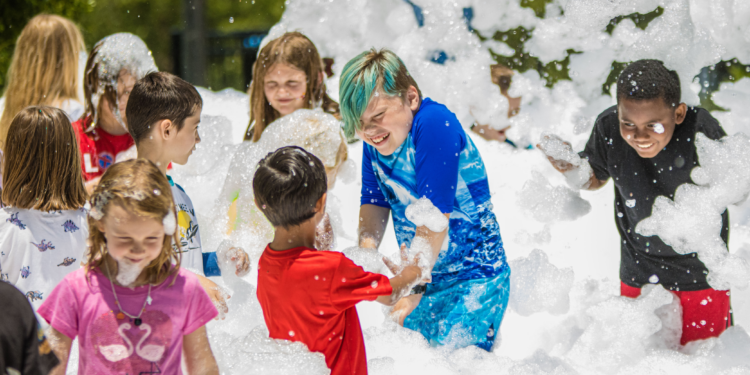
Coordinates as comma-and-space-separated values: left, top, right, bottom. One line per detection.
183, 326, 220, 375
47, 327, 72, 375
376, 266, 421, 306
358, 205, 391, 249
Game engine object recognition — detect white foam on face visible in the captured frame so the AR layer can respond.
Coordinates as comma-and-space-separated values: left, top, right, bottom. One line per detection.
162, 212, 176, 235
115, 258, 145, 287
637, 133, 750, 290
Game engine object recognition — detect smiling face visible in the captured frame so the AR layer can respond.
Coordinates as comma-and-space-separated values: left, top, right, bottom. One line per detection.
617, 98, 687, 158
170, 107, 202, 165
357, 86, 420, 156
264, 62, 308, 116
99, 204, 165, 282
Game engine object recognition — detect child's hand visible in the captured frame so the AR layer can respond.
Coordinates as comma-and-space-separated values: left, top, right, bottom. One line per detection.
229, 247, 250, 277
537, 134, 577, 173
383, 244, 423, 283
197, 275, 230, 320
389, 294, 422, 326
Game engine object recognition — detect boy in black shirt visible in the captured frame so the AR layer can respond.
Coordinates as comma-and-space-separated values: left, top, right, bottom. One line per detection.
541, 59, 731, 345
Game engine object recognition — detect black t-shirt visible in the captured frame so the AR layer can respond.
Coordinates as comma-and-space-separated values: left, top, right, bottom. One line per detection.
0, 282, 59, 375
580, 105, 728, 291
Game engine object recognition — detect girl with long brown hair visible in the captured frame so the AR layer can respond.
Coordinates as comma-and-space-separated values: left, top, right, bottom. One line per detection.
224, 33, 348, 245
244, 31, 340, 141
0, 15, 86, 147
0, 106, 88, 312
38, 159, 220, 375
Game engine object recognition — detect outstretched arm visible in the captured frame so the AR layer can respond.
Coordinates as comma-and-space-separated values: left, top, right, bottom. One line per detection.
358, 204, 391, 250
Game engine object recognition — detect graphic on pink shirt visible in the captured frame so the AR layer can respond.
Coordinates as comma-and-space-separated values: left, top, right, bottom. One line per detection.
91, 309, 172, 374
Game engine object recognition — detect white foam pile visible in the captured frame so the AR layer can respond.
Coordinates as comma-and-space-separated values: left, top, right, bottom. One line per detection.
74, 0, 750, 374
637, 133, 750, 290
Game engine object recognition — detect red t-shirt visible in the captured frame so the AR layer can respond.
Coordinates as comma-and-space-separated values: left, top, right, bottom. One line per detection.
257, 246, 392, 375
71, 116, 135, 181
71, 117, 99, 181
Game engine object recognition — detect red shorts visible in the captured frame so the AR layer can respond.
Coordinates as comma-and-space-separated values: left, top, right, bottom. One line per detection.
621, 282, 732, 345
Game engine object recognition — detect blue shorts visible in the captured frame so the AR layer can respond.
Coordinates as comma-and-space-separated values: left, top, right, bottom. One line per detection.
403, 266, 511, 351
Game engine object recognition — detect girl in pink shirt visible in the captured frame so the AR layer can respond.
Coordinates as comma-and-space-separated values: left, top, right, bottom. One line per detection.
39, 159, 219, 375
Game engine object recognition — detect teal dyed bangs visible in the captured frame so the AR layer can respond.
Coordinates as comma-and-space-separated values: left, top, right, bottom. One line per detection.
339, 50, 408, 139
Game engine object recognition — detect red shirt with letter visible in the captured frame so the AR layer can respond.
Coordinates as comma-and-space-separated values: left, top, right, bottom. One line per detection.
256, 245, 392, 375
71, 116, 135, 181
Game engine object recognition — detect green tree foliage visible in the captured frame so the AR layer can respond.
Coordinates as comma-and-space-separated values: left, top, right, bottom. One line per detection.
0, 0, 285, 92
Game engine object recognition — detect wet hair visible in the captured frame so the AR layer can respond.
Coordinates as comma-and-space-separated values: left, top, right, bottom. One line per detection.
126, 72, 202, 145
87, 158, 180, 285
82, 33, 158, 130
616, 59, 681, 107
253, 146, 327, 229
0, 14, 85, 145
339, 48, 422, 139
2, 106, 87, 211
245, 32, 340, 142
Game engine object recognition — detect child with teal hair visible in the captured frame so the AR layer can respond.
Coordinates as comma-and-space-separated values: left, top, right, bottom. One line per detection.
339, 49, 510, 350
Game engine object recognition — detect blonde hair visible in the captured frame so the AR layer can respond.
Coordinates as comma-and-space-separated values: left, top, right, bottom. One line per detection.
86, 159, 180, 285
245, 32, 339, 142
2, 106, 87, 211
0, 14, 85, 146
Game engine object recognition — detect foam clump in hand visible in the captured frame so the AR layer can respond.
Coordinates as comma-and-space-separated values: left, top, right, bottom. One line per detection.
405, 197, 449, 232
637, 133, 750, 290
509, 249, 574, 316
538, 133, 594, 189
518, 171, 591, 223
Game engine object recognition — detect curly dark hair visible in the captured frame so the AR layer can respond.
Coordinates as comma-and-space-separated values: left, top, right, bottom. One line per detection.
617, 59, 681, 107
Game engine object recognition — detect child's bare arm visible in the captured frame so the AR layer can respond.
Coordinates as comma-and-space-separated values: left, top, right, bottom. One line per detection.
376, 244, 423, 306
196, 274, 228, 319
358, 204, 391, 250
183, 326, 219, 375
47, 327, 72, 375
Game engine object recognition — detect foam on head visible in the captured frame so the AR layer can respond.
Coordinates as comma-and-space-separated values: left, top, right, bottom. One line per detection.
88, 33, 158, 125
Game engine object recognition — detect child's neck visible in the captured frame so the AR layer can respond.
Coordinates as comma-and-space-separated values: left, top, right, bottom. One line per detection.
137, 145, 170, 176
269, 220, 317, 251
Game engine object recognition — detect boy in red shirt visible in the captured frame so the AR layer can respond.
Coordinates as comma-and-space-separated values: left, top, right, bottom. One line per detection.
254, 146, 424, 375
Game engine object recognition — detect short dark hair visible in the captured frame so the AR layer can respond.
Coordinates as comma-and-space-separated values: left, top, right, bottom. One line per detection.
126, 71, 202, 144
253, 146, 327, 229
617, 59, 681, 107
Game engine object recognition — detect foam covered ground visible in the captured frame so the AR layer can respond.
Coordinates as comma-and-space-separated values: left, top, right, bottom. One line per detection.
70, 1, 750, 373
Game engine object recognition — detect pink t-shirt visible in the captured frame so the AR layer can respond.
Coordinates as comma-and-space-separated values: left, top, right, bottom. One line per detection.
38, 267, 217, 374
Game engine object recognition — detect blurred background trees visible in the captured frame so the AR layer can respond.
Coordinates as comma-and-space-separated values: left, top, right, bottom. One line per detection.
1, 0, 748, 109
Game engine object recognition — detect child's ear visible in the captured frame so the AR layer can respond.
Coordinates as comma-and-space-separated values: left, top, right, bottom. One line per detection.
315, 193, 327, 213
95, 220, 106, 236
158, 119, 175, 139
674, 103, 687, 125
407, 86, 420, 111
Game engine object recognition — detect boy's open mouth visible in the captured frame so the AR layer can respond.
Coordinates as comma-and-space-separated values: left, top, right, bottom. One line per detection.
370, 133, 390, 145
635, 142, 654, 150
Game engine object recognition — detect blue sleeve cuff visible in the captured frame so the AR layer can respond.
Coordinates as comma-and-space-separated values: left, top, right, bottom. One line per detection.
202, 252, 221, 277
